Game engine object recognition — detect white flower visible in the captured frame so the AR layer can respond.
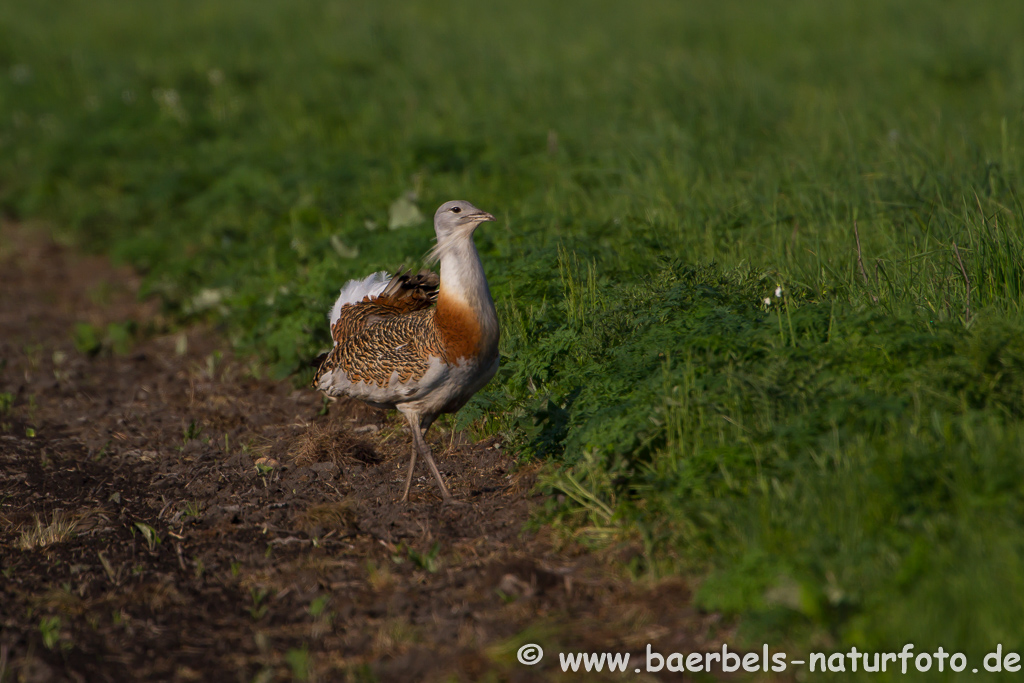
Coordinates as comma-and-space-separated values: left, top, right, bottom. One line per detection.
764, 297, 772, 306
775, 286, 783, 298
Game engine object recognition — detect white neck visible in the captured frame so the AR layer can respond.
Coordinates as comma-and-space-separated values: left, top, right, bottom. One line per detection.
438, 236, 498, 334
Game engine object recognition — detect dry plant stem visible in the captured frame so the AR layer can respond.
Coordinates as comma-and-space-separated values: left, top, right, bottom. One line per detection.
854, 221, 869, 284
854, 221, 879, 303
952, 241, 972, 323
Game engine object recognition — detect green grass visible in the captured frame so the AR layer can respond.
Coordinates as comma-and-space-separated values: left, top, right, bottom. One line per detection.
3, 0, 1024, 673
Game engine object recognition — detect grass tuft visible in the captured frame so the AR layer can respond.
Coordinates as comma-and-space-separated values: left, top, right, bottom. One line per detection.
18, 512, 81, 551
299, 500, 361, 535
290, 423, 378, 467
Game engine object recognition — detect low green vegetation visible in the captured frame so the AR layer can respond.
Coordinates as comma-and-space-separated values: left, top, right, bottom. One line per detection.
3, 0, 1024, 671
72, 320, 135, 356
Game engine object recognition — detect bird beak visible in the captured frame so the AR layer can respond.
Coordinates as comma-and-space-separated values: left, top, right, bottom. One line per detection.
467, 211, 495, 223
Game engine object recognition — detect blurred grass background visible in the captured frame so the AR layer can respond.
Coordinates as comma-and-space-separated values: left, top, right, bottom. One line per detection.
3, 0, 1024, 673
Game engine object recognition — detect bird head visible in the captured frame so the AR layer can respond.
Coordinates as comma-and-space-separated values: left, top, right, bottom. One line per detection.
433, 200, 495, 242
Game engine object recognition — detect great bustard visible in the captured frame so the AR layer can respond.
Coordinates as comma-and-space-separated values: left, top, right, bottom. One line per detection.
312, 200, 500, 503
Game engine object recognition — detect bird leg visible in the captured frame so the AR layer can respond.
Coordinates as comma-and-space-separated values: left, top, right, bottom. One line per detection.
416, 431, 453, 503
401, 445, 418, 503
400, 413, 453, 502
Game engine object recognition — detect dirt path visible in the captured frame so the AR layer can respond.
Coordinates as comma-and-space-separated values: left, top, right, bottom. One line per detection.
0, 225, 724, 682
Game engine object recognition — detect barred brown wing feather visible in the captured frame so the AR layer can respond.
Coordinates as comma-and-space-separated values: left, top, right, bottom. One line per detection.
326, 308, 442, 387
330, 269, 438, 344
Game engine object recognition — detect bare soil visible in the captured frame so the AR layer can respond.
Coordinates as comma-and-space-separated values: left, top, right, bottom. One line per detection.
0, 225, 726, 682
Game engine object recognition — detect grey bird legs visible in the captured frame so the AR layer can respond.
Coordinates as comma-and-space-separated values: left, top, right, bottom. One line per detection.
399, 411, 452, 503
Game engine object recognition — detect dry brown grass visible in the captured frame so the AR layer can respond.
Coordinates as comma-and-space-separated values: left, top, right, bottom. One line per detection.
33, 585, 86, 616
298, 499, 362, 534
365, 560, 394, 592
506, 461, 541, 495
289, 422, 378, 467
372, 617, 419, 657
17, 511, 82, 550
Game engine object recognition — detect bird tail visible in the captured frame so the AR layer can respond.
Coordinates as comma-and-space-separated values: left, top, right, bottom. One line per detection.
376, 268, 440, 307
329, 271, 390, 328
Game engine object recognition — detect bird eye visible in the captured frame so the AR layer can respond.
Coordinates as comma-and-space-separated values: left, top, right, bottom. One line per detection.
451, 207, 461, 213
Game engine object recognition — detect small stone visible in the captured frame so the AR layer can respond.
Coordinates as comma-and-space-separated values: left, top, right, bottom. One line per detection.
497, 573, 534, 598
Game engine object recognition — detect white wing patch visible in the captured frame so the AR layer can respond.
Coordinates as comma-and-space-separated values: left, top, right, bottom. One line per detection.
329, 271, 390, 330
